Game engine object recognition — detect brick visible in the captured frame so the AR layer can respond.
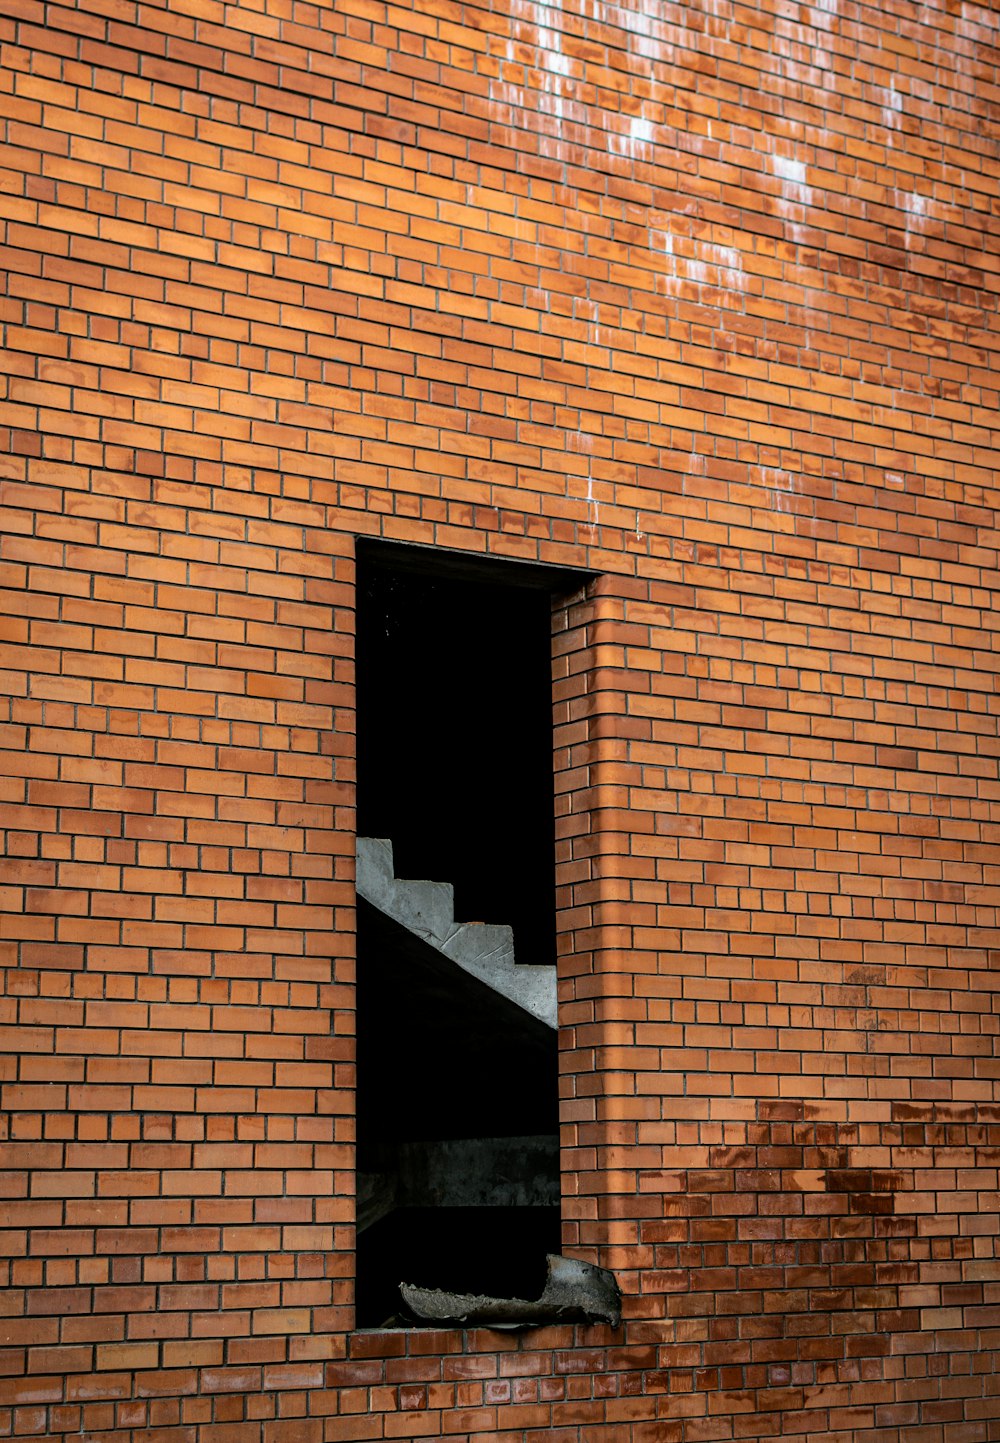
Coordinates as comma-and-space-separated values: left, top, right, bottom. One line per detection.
1, 1, 997, 1440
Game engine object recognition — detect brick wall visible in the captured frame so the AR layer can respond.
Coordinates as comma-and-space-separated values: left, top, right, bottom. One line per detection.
2, 0, 998, 1437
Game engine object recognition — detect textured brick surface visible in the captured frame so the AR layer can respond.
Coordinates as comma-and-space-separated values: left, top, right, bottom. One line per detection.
1, 0, 999, 1436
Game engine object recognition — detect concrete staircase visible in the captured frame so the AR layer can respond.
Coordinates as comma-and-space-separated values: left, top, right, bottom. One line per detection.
355, 837, 557, 1028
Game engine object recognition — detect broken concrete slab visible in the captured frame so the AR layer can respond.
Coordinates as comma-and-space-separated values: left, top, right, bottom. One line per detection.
399, 1253, 621, 1330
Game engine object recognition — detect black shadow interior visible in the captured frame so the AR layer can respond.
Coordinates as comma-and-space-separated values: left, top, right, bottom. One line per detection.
354, 542, 585, 1327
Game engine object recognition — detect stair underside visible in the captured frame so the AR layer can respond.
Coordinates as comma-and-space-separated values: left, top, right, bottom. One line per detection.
355, 837, 557, 1028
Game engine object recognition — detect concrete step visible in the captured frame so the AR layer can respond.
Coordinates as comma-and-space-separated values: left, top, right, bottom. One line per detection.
356, 837, 557, 1028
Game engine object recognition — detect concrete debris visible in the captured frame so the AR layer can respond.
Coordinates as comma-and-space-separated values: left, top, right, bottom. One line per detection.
400, 1253, 621, 1329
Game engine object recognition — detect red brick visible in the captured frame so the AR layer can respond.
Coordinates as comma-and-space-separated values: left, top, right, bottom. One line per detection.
2, 0, 997, 1438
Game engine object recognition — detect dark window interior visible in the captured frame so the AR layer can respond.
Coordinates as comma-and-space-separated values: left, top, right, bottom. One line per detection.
354, 541, 585, 1328
356, 549, 556, 962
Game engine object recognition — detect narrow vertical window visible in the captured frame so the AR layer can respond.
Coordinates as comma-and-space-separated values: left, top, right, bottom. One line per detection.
353, 542, 582, 1328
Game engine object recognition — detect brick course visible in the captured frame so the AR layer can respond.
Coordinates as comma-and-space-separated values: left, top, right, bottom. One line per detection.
1, 0, 999, 1436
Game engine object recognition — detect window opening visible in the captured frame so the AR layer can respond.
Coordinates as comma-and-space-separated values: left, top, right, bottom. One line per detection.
354, 541, 590, 1328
